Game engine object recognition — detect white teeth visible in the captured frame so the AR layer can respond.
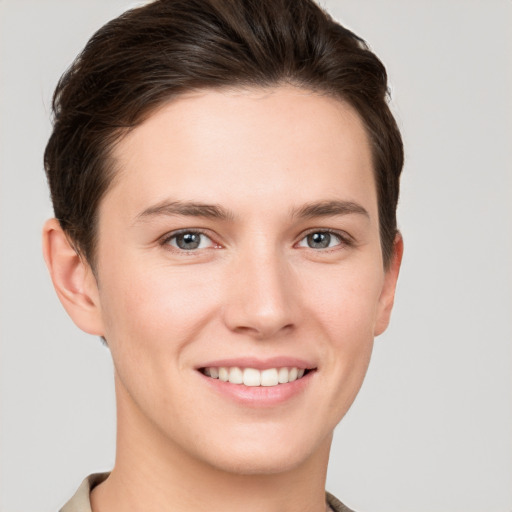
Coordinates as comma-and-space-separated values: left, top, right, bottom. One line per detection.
229, 367, 243, 384
278, 367, 289, 384
260, 368, 279, 386
243, 368, 261, 387
203, 366, 309, 387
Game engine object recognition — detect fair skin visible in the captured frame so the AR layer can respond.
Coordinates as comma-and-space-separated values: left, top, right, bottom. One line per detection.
43, 86, 402, 512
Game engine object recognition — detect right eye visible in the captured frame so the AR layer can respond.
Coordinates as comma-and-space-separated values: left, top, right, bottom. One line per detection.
164, 231, 216, 251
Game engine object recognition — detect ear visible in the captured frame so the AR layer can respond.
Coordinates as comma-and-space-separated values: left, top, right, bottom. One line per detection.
42, 218, 105, 336
374, 233, 404, 336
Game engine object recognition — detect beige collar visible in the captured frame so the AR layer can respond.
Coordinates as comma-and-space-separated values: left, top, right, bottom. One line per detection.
60, 473, 355, 512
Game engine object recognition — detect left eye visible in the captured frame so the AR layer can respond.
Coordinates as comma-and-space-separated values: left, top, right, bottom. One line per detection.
298, 231, 343, 249
166, 231, 215, 251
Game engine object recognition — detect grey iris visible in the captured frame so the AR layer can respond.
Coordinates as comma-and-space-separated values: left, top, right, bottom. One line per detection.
307, 232, 331, 249
176, 232, 201, 250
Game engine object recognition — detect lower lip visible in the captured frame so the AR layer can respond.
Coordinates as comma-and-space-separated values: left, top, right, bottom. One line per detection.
197, 370, 315, 407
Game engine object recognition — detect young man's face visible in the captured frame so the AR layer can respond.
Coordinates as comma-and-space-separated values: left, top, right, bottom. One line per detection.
86, 86, 400, 474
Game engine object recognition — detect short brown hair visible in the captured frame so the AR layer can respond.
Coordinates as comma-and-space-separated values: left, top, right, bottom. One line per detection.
44, 0, 403, 267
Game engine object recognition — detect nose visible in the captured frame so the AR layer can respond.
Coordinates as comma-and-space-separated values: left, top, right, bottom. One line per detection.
222, 245, 298, 340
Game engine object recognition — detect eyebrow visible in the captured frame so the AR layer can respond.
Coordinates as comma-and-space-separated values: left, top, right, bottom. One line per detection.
134, 200, 235, 223
291, 200, 370, 220
134, 198, 369, 224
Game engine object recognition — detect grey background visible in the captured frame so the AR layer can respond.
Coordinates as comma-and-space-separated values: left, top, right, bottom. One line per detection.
1, 1, 511, 511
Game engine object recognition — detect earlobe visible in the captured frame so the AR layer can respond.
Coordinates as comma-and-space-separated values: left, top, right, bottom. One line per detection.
42, 218, 104, 336
374, 233, 404, 336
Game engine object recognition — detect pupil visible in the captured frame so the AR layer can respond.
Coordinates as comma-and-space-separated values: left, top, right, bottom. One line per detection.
177, 233, 200, 249
309, 232, 330, 248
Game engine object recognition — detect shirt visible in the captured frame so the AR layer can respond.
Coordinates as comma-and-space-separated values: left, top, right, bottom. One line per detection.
60, 473, 356, 512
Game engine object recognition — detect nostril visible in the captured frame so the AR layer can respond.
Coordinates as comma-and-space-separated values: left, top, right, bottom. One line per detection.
232, 322, 295, 339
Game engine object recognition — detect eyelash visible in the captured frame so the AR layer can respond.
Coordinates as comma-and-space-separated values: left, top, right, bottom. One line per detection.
297, 228, 354, 251
159, 228, 354, 253
159, 229, 217, 252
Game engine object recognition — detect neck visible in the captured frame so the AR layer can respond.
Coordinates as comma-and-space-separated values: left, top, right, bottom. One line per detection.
91, 376, 332, 512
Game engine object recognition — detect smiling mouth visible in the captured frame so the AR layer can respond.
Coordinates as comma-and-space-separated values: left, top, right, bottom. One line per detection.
199, 366, 314, 387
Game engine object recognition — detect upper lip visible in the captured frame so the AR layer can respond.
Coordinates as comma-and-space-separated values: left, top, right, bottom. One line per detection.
196, 356, 317, 371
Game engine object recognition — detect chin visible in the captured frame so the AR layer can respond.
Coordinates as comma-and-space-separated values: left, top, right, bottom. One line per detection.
207, 450, 311, 476
193, 427, 332, 476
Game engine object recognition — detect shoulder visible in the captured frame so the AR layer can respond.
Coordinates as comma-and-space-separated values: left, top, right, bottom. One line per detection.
59, 473, 109, 512
60, 474, 356, 512
326, 491, 358, 512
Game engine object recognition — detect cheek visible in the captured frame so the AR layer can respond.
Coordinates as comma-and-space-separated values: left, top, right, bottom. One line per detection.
98, 261, 220, 365
305, 260, 384, 339
97, 262, 224, 424
305, 262, 383, 387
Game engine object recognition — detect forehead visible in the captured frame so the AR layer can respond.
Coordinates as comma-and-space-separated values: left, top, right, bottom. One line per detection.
105, 86, 377, 219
